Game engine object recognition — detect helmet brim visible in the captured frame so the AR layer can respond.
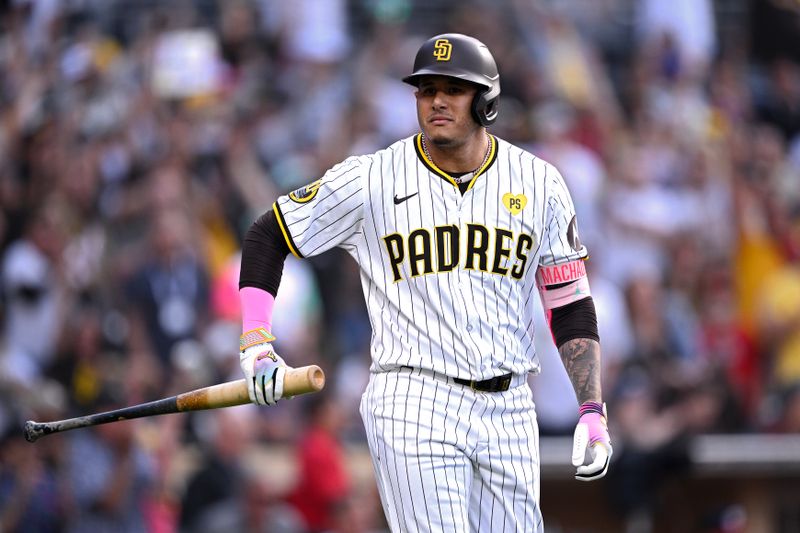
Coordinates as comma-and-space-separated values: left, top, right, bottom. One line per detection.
402, 68, 493, 90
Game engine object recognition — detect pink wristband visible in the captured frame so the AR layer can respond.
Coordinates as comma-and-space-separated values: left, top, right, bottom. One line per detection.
579, 401, 609, 446
579, 401, 604, 416
240, 287, 275, 334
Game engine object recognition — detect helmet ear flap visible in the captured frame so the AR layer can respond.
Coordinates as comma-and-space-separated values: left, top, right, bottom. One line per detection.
472, 86, 500, 126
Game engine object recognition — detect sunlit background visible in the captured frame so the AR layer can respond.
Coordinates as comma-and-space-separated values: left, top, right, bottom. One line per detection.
1, 1, 799, 532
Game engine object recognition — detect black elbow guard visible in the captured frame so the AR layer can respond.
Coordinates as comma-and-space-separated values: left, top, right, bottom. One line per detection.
549, 296, 599, 348
238, 210, 291, 295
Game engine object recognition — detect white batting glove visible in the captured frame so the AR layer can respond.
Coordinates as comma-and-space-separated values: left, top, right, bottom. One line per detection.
572, 401, 612, 481
239, 328, 286, 406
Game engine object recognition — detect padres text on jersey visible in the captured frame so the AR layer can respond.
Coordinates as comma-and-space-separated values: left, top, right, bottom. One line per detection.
273, 134, 587, 380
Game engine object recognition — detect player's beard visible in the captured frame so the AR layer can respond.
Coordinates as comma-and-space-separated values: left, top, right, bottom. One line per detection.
425, 123, 482, 151
427, 132, 461, 149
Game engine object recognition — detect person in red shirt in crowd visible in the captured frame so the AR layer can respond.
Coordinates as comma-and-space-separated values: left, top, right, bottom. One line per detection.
286, 391, 351, 532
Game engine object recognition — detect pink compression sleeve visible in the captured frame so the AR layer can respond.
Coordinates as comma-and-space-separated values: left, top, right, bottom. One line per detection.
240, 286, 275, 334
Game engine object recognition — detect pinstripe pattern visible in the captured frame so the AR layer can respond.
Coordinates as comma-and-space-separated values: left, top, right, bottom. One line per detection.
275, 134, 585, 380
275, 133, 585, 532
360, 369, 543, 532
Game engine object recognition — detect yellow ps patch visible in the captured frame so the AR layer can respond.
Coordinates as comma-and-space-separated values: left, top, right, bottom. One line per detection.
502, 193, 527, 215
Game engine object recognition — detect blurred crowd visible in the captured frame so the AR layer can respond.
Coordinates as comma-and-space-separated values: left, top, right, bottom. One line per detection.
1, 0, 799, 532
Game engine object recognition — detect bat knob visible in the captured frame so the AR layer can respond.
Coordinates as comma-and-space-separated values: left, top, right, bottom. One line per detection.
24, 420, 44, 443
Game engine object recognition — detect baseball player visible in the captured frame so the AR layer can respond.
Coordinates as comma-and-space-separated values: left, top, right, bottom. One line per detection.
237, 33, 612, 532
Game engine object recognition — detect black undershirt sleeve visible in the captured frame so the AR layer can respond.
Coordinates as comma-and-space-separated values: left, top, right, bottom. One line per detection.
548, 294, 600, 349
238, 210, 291, 296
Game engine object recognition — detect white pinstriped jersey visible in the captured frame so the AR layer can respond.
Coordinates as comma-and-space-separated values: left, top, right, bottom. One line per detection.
274, 133, 587, 381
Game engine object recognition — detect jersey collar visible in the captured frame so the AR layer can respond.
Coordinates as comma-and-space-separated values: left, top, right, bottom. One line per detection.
414, 133, 498, 191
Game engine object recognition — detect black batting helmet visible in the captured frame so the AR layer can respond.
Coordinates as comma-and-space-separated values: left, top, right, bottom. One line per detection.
403, 33, 500, 126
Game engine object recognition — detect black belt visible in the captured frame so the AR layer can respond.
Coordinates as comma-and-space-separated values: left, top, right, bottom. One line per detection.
453, 373, 513, 392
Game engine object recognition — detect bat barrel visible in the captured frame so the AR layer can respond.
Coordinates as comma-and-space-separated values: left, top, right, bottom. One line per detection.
285, 364, 325, 396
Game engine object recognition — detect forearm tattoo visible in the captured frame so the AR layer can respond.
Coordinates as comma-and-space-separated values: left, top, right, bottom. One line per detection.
558, 338, 602, 405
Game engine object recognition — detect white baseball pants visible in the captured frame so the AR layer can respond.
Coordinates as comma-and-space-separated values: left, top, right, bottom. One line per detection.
360, 366, 543, 532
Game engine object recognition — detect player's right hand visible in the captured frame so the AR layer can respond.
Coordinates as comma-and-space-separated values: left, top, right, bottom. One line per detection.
571, 401, 612, 481
239, 328, 286, 406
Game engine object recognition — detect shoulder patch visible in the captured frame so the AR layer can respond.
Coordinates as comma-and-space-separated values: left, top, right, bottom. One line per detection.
567, 215, 582, 252
289, 179, 323, 203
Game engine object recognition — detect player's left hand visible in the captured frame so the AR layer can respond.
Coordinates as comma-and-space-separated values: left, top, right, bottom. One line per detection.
571, 401, 612, 481
239, 328, 287, 406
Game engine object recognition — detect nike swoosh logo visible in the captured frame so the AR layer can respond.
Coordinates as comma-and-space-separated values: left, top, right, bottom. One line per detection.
394, 192, 418, 205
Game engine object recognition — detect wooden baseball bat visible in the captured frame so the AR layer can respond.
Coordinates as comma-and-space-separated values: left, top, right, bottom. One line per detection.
24, 365, 325, 443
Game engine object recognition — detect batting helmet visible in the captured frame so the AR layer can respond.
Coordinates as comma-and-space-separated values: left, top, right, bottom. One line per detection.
403, 33, 501, 126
